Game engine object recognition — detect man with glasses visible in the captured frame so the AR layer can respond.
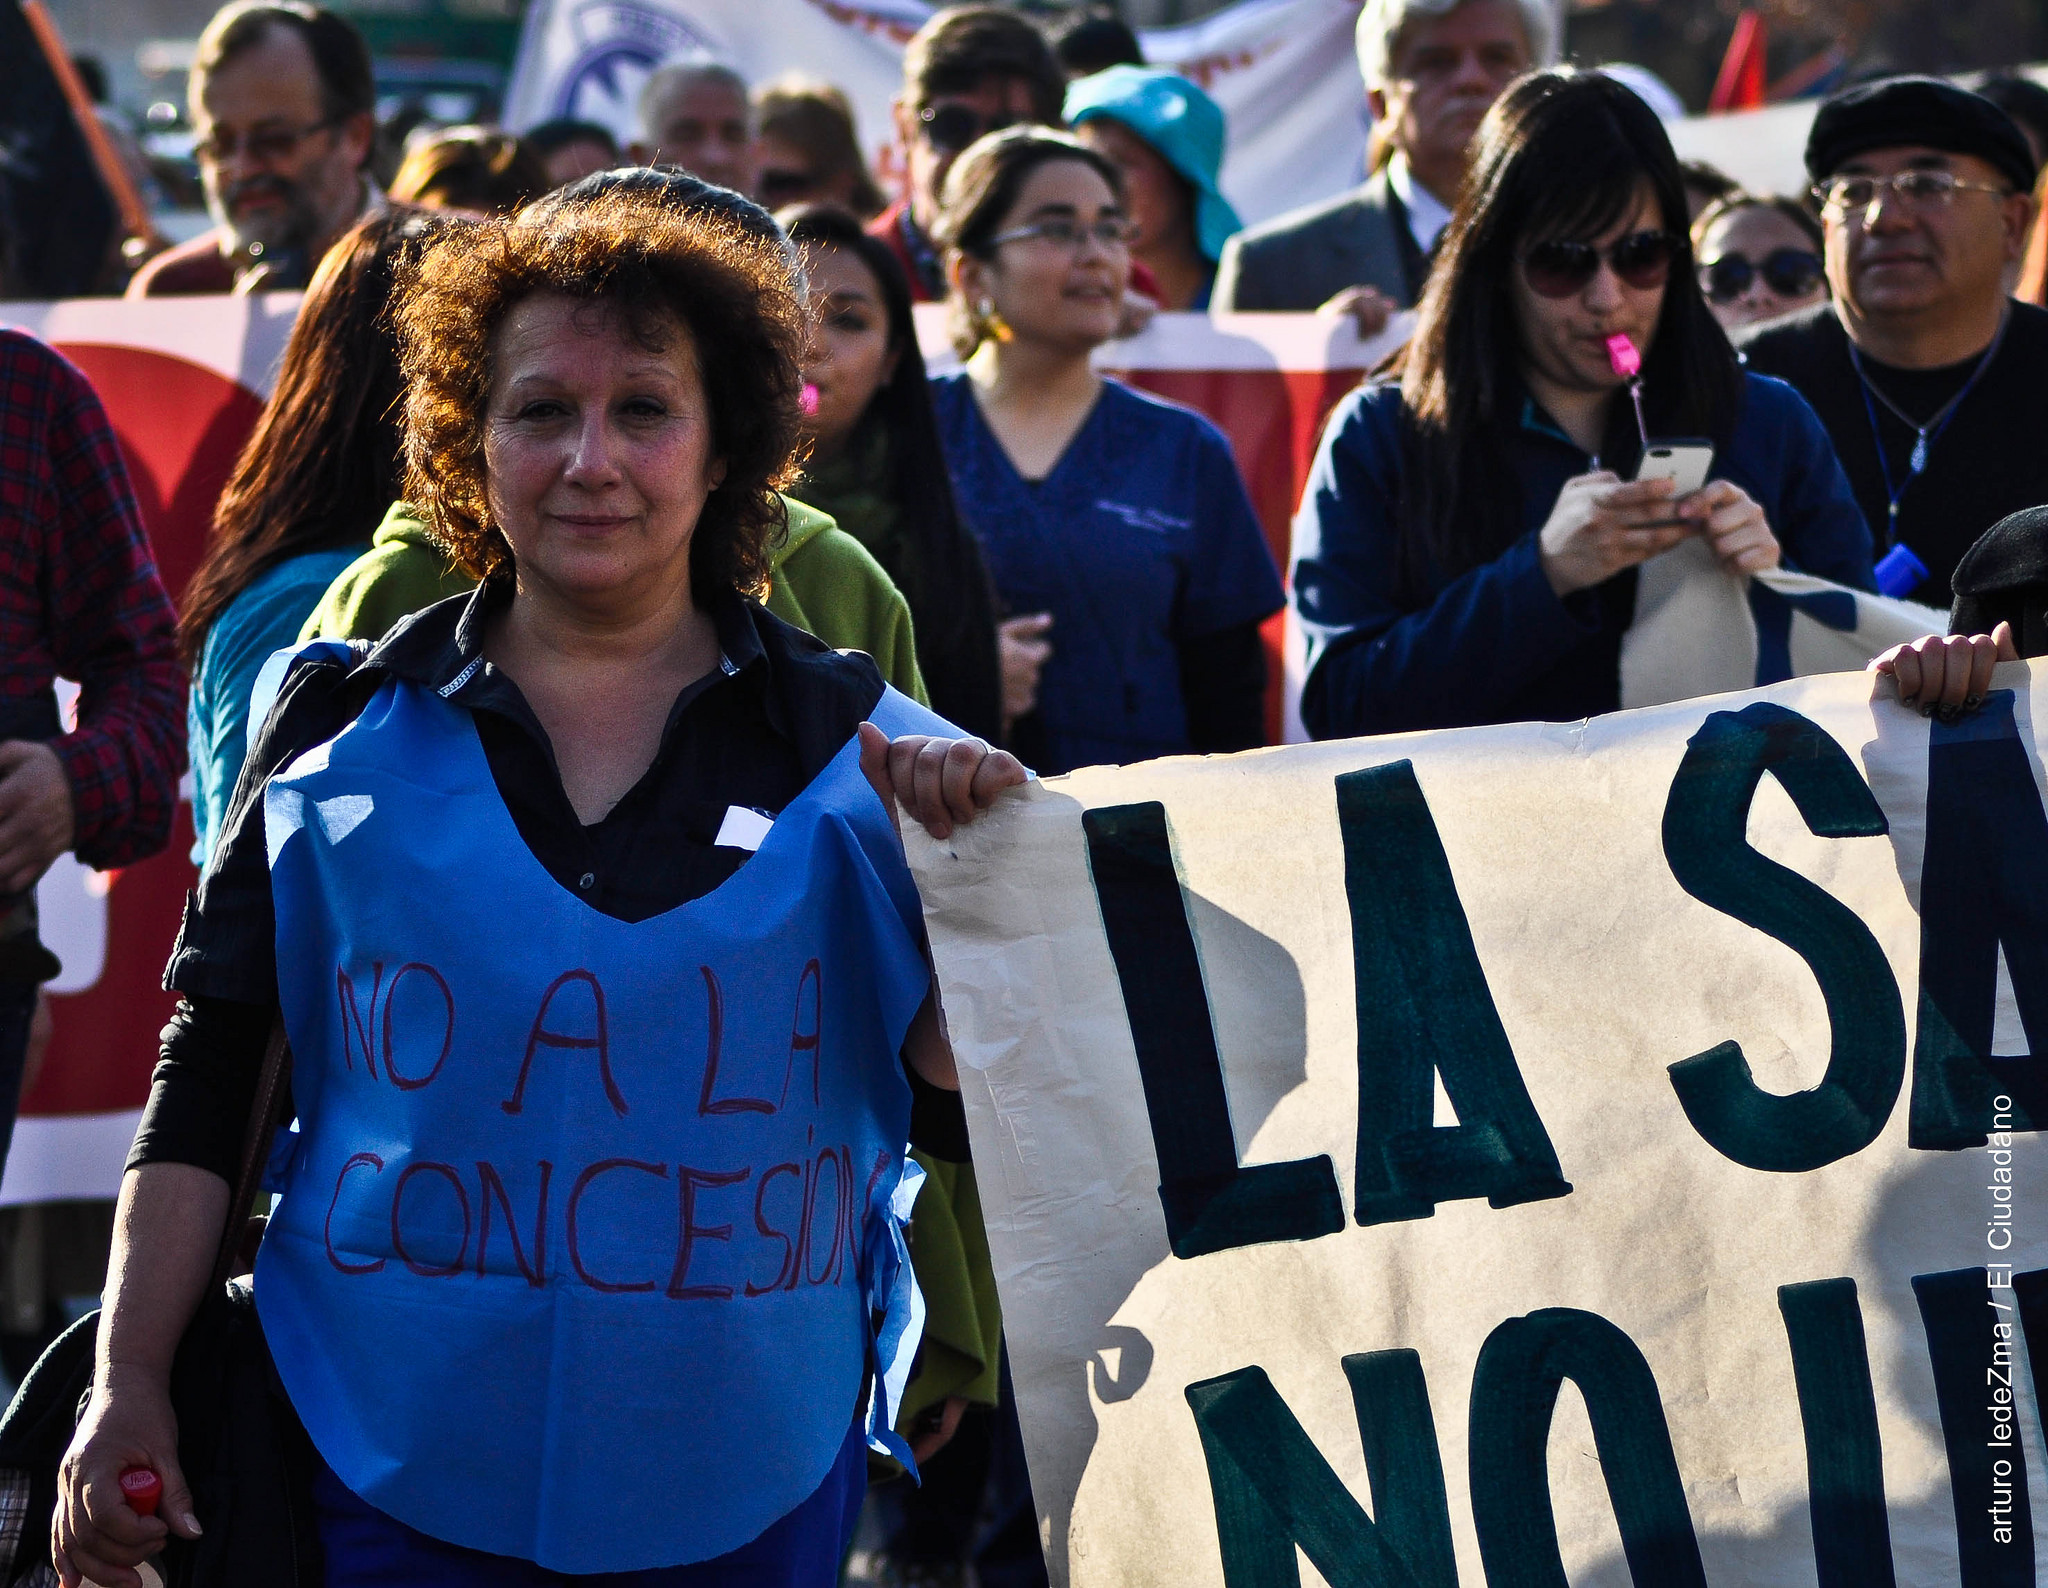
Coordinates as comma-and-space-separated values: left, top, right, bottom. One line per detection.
1213, 0, 1552, 325
869, 6, 1067, 302
127, 1, 378, 297
1740, 77, 2047, 605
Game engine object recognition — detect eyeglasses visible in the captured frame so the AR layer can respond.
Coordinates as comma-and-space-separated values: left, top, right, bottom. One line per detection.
987, 215, 1135, 252
757, 167, 819, 206
1521, 230, 1680, 299
1811, 170, 2013, 216
193, 116, 341, 167
1699, 248, 1825, 303
917, 103, 1014, 156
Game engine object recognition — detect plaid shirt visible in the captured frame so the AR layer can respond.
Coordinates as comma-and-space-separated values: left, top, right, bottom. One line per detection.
0, 329, 181, 869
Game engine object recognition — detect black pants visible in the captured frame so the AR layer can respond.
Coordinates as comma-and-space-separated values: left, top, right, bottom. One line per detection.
0, 978, 37, 1180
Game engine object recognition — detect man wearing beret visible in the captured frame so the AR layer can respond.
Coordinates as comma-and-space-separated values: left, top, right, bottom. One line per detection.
1740, 77, 2046, 605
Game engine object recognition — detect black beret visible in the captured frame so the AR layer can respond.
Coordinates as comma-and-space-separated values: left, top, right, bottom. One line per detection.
1806, 76, 2038, 197
1950, 505, 2048, 657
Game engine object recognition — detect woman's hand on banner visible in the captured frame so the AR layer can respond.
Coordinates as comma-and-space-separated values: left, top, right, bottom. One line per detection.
1872, 621, 2019, 715
859, 726, 1027, 840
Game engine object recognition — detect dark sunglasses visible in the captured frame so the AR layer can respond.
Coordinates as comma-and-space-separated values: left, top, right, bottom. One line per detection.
1699, 248, 1824, 303
917, 103, 1014, 155
757, 167, 819, 206
1522, 230, 1681, 299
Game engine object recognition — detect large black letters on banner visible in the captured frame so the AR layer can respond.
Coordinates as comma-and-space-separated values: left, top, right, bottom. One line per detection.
1467, 1308, 1707, 1588
1913, 1268, 2035, 1586
1082, 803, 1344, 1259
1345, 1351, 1459, 1588
1911, 693, 2048, 1149
1660, 702, 1905, 1171
1777, 1278, 1896, 1587
1336, 761, 1571, 1226
1184, 1357, 1451, 1588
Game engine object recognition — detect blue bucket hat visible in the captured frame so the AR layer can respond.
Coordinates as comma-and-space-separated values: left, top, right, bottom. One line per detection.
1064, 65, 1243, 264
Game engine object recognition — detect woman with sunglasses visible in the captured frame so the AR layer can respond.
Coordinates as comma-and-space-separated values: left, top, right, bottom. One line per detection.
1692, 192, 1828, 331
1292, 69, 1875, 740
930, 126, 1284, 773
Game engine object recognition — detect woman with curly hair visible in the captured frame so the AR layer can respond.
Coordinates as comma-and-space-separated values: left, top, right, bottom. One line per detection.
55, 185, 1022, 1586
301, 168, 929, 708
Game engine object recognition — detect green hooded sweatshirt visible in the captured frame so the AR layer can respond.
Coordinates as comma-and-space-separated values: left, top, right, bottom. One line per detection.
300, 498, 929, 707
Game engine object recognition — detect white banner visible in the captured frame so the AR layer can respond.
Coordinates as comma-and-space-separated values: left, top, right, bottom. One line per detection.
1623, 538, 1948, 711
907, 659, 2048, 1586
502, 0, 1370, 229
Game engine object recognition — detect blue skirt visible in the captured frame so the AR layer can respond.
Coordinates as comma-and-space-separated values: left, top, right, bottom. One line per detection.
311, 1415, 868, 1586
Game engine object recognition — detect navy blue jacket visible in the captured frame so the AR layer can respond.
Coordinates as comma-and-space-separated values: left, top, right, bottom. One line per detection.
1292, 372, 1878, 738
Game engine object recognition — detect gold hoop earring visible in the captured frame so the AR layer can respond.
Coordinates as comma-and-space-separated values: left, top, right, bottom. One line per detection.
977, 298, 1012, 342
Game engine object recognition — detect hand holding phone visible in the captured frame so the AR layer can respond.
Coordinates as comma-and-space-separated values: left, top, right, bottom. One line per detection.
1633, 439, 1715, 500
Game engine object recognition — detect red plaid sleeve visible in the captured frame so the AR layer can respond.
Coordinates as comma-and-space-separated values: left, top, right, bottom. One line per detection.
0, 332, 183, 869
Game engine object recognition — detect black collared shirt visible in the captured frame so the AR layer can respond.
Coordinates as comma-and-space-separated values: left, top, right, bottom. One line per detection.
138, 577, 914, 1179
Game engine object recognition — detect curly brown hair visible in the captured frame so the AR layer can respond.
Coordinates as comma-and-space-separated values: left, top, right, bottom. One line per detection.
392, 189, 806, 595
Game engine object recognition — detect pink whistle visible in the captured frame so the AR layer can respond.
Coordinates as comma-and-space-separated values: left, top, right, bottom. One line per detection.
799, 383, 820, 418
1605, 333, 1641, 378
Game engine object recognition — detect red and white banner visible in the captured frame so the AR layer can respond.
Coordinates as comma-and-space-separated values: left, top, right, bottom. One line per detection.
0, 294, 1381, 1205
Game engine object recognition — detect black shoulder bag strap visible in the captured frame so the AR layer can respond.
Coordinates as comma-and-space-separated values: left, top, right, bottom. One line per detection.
211, 1018, 293, 1290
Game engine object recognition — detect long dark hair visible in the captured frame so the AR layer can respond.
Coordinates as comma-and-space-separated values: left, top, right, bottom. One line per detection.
782, 203, 982, 656
179, 209, 449, 662
1399, 69, 1743, 581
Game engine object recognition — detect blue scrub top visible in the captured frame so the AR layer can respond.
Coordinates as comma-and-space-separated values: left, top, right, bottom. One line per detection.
188, 546, 366, 866
930, 374, 1282, 773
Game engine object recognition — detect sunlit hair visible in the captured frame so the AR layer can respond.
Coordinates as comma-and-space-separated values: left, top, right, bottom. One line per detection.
180, 209, 451, 663
390, 126, 549, 215
1396, 68, 1742, 584
392, 188, 806, 594
931, 125, 1124, 357
1353, 0, 1554, 91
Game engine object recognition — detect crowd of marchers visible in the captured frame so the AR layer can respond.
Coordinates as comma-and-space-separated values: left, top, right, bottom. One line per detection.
0, 1, 2043, 1585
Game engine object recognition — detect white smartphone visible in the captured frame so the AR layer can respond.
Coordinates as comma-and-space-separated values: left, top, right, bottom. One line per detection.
1634, 438, 1715, 498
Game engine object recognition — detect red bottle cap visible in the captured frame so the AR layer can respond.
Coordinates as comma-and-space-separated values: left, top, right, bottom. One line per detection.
118, 1467, 162, 1517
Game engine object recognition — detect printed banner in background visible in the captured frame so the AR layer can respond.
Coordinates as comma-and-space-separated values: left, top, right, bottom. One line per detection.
502, 0, 1372, 230
0, 295, 1945, 1205
905, 659, 2048, 1587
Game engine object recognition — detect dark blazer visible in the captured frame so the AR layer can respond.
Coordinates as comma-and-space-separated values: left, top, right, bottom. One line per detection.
1211, 168, 1418, 313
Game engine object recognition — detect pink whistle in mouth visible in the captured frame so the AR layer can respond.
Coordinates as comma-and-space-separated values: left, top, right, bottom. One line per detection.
799, 383, 820, 417
1605, 333, 1641, 378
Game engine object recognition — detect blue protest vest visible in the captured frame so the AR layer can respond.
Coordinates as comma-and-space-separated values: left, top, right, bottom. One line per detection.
256, 649, 942, 1573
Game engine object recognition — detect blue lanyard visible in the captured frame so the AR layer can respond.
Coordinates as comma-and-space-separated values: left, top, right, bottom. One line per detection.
1849, 310, 2006, 540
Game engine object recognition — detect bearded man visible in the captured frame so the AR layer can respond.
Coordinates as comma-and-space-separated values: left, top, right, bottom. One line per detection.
128, 1, 379, 296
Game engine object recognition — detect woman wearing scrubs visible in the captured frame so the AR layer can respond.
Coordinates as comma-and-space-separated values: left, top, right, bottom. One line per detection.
56, 187, 1021, 1588
930, 127, 1283, 774
1065, 66, 1241, 312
